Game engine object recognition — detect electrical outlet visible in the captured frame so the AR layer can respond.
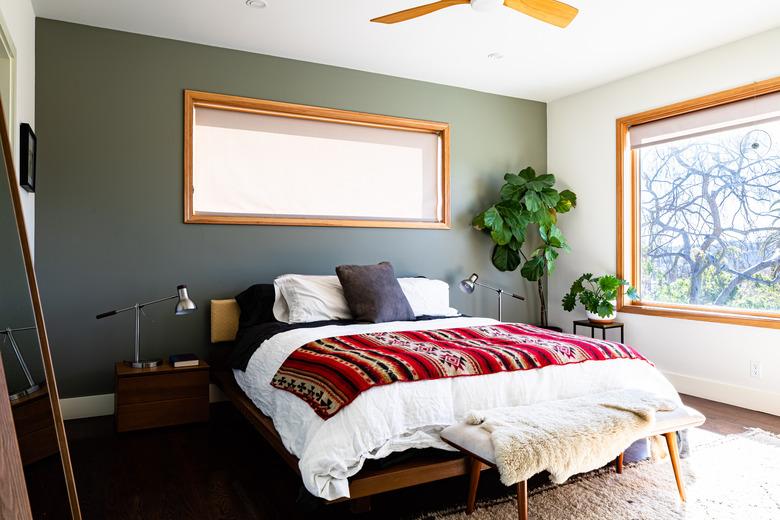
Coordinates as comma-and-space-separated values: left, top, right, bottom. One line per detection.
750, 360, 762, 379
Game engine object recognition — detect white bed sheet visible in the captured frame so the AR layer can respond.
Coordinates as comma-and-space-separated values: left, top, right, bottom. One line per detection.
233, 317, 680, 500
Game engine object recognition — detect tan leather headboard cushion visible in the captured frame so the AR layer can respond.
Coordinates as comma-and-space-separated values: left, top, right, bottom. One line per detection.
211, 299, 240, 343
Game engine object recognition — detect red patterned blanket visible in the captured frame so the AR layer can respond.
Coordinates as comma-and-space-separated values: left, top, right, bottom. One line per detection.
271, 323, 649, 420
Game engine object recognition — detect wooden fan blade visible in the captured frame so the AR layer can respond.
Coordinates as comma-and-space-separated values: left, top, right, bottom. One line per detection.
371, 0, 470, 24
503, 0, 578, 28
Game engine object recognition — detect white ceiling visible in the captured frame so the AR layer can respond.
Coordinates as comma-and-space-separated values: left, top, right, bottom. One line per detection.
32, 0, 780, 101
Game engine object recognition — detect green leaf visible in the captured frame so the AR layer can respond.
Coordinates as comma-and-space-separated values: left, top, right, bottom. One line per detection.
491, 221, 512, 245
525, 174, 556, 192
520, 256, 546, 281
597, 275, 621, 294
580, 291, 598, 312
472, 211, 487, 230
626, 286, 639, 300
556, 189, 577, 213
531, 208, 555, 228
544, 247, 559, 274
561, 291, 577, 312
560, 189, 577, 204
524, 191, 542, 212
571, 274, 588, 292
497, 202, 529, 244
596, 300, 614, 318
500, 182, 524, 201
546, 225, 564, 246
504, 173, 528, 187
517, 167, 536, 182
480, 206, 501, 228
492, 244, 521, 272
539, 188, 561, 208
509, 236, 524, 251
555, 199, 572, 213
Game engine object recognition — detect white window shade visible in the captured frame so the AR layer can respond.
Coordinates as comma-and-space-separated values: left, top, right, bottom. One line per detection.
191, 105, 445, 224
629, 90, 780, 149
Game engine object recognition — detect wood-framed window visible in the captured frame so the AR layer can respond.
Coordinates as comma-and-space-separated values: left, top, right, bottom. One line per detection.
184, 90, 450, 229
616, 76, 780, 329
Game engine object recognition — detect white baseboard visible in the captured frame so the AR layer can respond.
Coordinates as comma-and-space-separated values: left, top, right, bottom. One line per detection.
663, 371, 780, 416
60, 383, 227, 421
60, 393, 115, 420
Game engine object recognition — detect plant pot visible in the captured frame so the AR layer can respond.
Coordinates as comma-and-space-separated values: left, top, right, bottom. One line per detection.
586, 300, 617, 324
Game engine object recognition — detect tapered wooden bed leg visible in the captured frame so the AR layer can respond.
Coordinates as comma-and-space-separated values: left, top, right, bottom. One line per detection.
615, 452, 624, 474
349, 496, 372, 513
466, 456, 483, 515
664, 431, 686, 502
516, 480, 528, 520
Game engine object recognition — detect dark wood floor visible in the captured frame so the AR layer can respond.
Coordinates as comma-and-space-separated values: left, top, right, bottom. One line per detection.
24, 395, 780, 520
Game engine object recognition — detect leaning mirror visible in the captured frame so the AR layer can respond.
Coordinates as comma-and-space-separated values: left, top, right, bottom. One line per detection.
0, 98, 81, 518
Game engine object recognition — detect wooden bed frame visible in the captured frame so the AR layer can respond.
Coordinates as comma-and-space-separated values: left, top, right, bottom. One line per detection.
209, 299, 484, 512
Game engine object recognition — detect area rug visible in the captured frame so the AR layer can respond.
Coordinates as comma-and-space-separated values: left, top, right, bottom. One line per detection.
415, 428, 780, 520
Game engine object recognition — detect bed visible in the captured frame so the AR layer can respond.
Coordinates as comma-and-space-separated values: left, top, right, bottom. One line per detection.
208, 296, 680, 510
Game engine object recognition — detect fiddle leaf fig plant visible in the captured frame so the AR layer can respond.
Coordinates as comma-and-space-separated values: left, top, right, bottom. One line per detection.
562, 273, 639, 318
473, 167, 577, 326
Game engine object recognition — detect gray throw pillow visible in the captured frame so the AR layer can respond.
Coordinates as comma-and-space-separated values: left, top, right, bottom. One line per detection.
336, 262, 415, 323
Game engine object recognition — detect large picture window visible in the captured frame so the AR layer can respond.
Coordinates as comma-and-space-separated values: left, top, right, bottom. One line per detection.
617, 77, 780, 328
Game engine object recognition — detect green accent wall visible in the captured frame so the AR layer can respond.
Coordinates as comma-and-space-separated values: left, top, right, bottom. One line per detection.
35, 19, 546, 398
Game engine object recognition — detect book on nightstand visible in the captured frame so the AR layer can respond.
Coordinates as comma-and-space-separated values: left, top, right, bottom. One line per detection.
169, 353, 199, 368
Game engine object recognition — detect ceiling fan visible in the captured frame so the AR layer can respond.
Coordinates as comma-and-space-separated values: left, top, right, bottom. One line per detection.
371, 0, 578, 28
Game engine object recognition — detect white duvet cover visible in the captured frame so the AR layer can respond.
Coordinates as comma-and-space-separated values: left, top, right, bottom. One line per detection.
233, 317, 680, 500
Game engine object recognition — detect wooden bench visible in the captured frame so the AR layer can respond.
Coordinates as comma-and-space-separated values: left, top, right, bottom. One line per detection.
440, 404, 705, 519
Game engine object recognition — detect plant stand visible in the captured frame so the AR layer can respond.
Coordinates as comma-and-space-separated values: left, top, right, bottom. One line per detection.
572, 319, 624, 343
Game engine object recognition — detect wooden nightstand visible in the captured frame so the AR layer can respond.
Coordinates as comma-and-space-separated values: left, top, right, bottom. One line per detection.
114, 360, 209, 433
11, 386, 60, 465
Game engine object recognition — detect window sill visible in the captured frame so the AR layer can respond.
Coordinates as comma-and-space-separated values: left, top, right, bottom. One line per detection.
618, 303, 780, 330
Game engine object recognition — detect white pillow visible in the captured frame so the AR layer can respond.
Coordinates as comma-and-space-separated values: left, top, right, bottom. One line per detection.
398, 278, 459, 317
272, 284, 290, 323
273, 274, 351, 324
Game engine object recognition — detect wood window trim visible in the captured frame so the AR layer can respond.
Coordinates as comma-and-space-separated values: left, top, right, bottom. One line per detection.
615, 76, 780, 330
183, 90, 451, 229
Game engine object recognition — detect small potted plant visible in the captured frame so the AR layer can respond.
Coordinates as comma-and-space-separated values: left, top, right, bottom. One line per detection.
562, 274, 638, 323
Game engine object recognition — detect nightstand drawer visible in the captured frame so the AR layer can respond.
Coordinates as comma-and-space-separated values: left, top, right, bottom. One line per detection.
116, 370, 208, 405
116, 396, 209, 432
12, 394, 55, 435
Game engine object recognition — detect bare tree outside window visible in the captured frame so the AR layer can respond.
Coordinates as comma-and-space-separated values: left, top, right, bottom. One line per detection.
639, 121, 780, 312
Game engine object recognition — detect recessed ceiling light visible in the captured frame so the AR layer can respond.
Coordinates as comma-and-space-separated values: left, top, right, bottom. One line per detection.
245, 0, 267, 8
487, 52, 504, 60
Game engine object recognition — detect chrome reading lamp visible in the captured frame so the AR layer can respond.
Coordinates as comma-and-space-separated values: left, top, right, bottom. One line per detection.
1, 326, 43, 401
459, 273, 524, 321
96, 285, 197, 368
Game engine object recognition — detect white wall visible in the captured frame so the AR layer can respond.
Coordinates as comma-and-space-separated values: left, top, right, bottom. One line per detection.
548, 28, 780, 416
0, 0, 35, 249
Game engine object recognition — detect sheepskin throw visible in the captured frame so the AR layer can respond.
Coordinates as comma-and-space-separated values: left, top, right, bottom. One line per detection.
466, 389, 677, 486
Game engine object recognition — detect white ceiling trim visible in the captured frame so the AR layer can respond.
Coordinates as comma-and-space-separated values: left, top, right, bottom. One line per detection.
31, 0, 780, 101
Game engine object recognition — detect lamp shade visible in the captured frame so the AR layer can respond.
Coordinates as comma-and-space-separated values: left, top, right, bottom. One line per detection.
175, 285, 197, 315
459, 273, 479, 294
